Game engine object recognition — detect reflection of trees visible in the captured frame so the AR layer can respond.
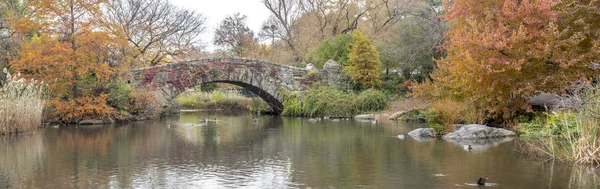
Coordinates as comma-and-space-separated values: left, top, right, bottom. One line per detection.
279, 118, 437, 188
1, 115, 599, 188
175, 112, 282, 148
0, 133, 45, 188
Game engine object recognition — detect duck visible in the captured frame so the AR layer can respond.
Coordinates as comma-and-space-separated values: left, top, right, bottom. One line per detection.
308, 118, 317, 122
463, 145, 473, 151
371, 119, 377, 124
205, 118, 218, 123
166, 125, 171, 128
332, 119, 339, 122
477, 177, 487, 186
397, 134, 405, 139
252, 118, 259, 123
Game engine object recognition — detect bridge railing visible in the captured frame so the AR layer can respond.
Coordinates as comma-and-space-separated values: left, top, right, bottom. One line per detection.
130, 57, 307, 72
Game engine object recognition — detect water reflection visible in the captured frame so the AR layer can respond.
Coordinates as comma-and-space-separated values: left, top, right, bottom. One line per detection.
0, 112, 597, 188
445, 137, 515, 152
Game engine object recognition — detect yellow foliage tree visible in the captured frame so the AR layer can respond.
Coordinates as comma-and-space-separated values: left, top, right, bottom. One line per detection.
347, 30, 382, 88
10, 0, 125, 121
412, 0, 600, 121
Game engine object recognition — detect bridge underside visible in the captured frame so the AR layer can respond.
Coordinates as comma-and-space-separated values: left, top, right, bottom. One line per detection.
203, 81, 284, 114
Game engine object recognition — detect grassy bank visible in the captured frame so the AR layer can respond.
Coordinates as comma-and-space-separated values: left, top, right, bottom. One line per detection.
0, 69, 45, 134
517, 89, 600, 165
282, 87, 389, 117
175, 90, 271, 113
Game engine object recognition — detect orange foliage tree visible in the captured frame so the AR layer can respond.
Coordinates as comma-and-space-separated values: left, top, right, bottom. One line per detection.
412, 0, 600, 120
9, 0, 126, 122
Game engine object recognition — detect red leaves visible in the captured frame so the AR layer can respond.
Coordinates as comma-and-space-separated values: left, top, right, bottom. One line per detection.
413, 0, 600, 120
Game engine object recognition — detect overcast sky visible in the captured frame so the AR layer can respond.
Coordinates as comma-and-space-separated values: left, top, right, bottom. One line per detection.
169, 0, 272, 52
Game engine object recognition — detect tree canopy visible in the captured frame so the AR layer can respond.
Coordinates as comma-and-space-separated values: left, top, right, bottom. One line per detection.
347, 30, 382, 89
412, 0, 600, 119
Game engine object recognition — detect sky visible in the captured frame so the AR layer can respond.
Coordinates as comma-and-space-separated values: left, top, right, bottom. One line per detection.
169, 0, 272, 52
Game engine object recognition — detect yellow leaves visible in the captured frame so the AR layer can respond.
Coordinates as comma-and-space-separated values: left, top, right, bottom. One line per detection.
49, 94, 116, 121
8, 0, 127, 122
348, 30, 382, 88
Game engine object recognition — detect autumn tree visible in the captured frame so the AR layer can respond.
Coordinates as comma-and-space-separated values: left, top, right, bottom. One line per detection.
0, 0, 36, 84
10, 0, 124, 122
104, 0, 207, 67
347, 30, 382, 88
214, 13, 257, 57
412, 0, 600, 121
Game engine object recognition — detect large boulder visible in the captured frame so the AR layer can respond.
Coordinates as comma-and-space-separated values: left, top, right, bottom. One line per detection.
442, 124, 515, 140
408, 128, 437, 138
321, 60, 342, 86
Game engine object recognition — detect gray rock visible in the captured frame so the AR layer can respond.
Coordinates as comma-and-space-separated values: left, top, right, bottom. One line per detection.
79, 119, 105, 125
321, 60, 342, 86
103, 118, 115, 124
442, 124, 515, 140
408, 128, 437, 138
323, 60, 341, 70
354, 114, 375, 120
389, 111, 407, 120
305, 63, 317, 70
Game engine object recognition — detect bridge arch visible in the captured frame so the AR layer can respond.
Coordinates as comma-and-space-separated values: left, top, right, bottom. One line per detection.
128, 58, 320, 114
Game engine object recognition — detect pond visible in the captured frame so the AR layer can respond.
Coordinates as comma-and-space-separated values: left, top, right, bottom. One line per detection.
0, 111, 598, 188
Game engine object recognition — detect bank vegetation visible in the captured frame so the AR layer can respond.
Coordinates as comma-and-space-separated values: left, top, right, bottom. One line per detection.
0, 69, 45, 134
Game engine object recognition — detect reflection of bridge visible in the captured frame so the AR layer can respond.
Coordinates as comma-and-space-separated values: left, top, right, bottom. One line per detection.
127, 58, 341, 114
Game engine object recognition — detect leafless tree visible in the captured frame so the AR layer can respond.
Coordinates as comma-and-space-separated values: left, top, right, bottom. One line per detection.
378, 0, 447, 79
259, 0, 302, 60
213, 13, 257, 57
104, 0, 207, 67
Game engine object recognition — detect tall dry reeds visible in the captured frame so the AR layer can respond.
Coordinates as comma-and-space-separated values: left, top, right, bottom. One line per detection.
519, 87, 600, 164
0, 68, 45, 134
425, 98, 487, 134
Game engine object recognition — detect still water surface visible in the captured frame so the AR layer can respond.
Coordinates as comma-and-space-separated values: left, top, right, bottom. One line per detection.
0, 111, 598, 188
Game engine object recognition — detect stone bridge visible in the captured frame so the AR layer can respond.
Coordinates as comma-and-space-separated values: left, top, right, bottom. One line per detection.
127, 58, 341, 114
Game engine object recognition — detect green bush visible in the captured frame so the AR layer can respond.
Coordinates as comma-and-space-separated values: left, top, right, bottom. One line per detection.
106, 80, 133, 111
309, 33, 354, 68
520, 111, 578, 138
381, 75, 407, 95
199, 83, 218, 92
356, 89, 389, 112
282, 93, 303, 116
424, 109, 445, 134
175, 90, 271, 112
282, 87, 390, 117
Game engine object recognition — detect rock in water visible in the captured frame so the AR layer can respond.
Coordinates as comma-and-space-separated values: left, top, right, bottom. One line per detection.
388, 111, 407, 120
78, 119, 105, 125
408, 128, 437, 138
354, 114, 375, 120
443, 124, 515, 140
